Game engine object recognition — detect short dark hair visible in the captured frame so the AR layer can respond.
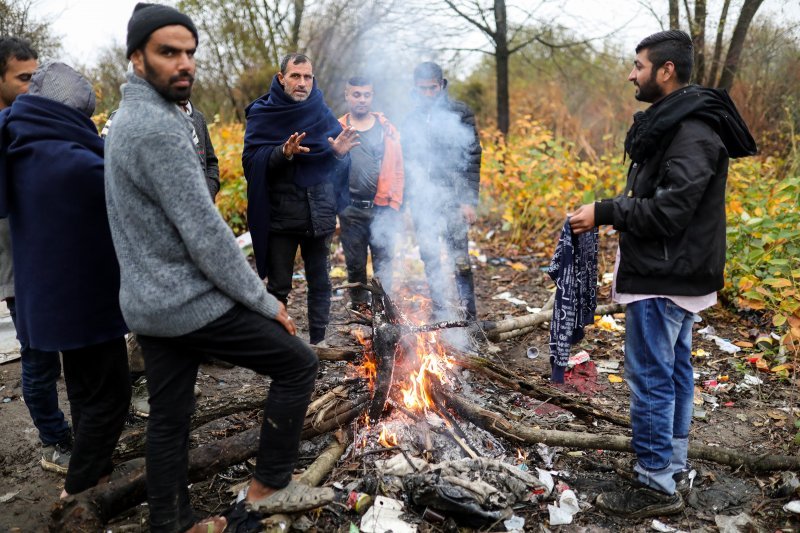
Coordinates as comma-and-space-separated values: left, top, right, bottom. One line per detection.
280, 53, 311, 74
347, 76, 372, 87
413, 61, 443, 82
635, 30, 693, 84
0, 37, 38, 78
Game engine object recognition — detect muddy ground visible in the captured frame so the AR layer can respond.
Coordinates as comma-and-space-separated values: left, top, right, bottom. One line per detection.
0, 225, 798, 532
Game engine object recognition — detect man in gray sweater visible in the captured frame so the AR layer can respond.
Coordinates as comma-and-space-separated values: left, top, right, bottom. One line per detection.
105, 4, 326, 532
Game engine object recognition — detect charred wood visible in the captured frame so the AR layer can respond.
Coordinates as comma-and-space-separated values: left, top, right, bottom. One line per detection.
453, 354, 631, 427
435, 385, 800, 472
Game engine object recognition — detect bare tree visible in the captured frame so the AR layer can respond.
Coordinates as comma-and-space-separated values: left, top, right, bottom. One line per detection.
436, 0, 585, 135
667, 0, 767, 89
717, 0, 766, 89
0, 0, 60, 57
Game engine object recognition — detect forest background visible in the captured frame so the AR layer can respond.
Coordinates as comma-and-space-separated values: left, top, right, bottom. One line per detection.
5, 0, 800, 354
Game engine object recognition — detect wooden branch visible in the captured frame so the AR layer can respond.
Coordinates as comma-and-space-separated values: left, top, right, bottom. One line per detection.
54, 394, 369, 531
263, 430, 352, 533
312, 345, 363, 362
436, 386, 800, 472
453, 353, 631, 427
482, 303, 625, 341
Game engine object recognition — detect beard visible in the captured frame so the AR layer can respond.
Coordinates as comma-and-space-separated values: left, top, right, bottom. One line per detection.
634, 71, 664, 103
143, 55, 194, 103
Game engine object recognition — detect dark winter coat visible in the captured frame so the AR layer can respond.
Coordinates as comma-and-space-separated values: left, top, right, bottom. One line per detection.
595, 86, 757, 296
190, 107, 220, 200
401, 87, 481, 208
0, 95, 127, 350
243, 75, 349, 278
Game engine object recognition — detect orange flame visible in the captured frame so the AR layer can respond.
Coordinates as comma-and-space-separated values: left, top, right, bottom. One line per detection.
378, 424, 398, 447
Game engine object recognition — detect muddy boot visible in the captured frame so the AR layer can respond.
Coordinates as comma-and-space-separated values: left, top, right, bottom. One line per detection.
596, 481, 684, 519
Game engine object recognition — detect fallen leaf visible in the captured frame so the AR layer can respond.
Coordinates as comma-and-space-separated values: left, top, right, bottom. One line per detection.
693, 348, 708, 357
608, 374, 623, 383
329, 266, 347, 278
768, 410, 788, 420
508, 261, 528, 272
771, 363, 793, 373
693, 386, 703, 406
734, 341, 754, 348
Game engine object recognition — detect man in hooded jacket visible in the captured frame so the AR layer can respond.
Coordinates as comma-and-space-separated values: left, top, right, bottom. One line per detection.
243, 53, 357, 345
570, 30, 756, 518
0, 61, 130, 497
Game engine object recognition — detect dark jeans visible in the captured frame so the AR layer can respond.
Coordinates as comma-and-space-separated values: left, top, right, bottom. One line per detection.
62, 336, 130, 494
339, 205, 399, 303
7, 297, 71, 446
411, 204, 477, 320
266, 232, 332, 344
137, 305, 318, 533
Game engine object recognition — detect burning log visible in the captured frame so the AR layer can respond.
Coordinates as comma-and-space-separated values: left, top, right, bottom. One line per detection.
481, 303, 625, 342
312, 345, 363, 362
52, 392, 369, 531
434, 385, 800, 472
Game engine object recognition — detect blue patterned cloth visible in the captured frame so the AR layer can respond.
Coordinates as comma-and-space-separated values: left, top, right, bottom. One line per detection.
547, 219, 598, 383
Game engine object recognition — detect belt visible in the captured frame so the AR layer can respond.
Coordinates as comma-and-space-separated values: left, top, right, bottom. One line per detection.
350, 198, 374, 209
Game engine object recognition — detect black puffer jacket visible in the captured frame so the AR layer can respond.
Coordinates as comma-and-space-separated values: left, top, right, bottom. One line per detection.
595, 86, 756, 296
401, 87, 482, 207
266, 144, 345, 236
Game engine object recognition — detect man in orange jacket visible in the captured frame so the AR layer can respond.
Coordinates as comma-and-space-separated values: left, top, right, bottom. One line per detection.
338, 76, 404, 310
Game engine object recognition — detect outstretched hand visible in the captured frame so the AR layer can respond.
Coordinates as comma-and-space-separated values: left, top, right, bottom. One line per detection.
283, 132, 310, 158
328, 127, 360, 157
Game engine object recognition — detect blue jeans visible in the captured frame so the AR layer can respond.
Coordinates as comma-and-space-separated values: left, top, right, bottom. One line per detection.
625, 298, 694, 494
7, 297, 71, 446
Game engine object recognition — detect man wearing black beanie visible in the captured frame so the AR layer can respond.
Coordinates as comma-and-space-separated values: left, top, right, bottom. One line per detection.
105, 4, 331, 533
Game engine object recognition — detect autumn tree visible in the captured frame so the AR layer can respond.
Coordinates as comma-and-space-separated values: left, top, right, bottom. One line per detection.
0, 0, 60, 57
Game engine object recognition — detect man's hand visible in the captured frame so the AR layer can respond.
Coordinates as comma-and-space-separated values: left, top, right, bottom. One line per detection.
274, 302, 296, 335
283, 132, 310, 159
461, 205, 477, 224
568, 203, 595, 234
328, 127, 360, 158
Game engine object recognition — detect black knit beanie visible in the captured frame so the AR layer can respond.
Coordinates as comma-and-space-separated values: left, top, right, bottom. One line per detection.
125, 2, 198, 58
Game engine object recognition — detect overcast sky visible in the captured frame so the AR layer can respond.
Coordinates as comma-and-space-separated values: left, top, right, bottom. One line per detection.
33, 0, 800, 68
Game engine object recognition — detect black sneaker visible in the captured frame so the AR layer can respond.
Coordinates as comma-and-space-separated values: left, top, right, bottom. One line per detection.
596, 482, 684, 519
614, 458, 694, 497
41, 438, 72, 475
673, 469, 695, 497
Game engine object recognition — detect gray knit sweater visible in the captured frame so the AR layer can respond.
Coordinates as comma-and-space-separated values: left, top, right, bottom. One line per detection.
104, 73, 279, 336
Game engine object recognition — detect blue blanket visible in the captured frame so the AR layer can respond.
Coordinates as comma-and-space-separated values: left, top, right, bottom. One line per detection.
243, 75, 348, 278
547, 220, 598, 383
0, 95, 127, 351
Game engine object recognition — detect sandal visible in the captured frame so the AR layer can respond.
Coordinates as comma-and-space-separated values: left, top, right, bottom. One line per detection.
248, 481, 335, 514
222, 500, 263, 533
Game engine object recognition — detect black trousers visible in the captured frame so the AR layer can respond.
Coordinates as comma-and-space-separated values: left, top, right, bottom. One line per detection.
266, 232, 332, 344
137, 305, 318, 533
339, 205, 399, 303
62, 336, 130, 494
410, 204, 477, 320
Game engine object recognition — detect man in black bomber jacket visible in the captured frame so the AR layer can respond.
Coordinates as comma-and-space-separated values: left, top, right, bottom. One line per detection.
570, 30, 756, 518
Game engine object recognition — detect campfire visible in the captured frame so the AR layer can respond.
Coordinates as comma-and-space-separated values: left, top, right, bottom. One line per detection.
53, 278, 800, 531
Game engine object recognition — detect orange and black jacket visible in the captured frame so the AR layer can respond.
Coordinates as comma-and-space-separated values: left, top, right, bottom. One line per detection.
338, 112, 404, 210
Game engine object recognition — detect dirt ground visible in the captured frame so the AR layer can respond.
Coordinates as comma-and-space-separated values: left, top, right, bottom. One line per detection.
0, 225, 799, 532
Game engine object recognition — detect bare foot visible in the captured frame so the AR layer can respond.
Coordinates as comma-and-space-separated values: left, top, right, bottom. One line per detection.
244, 478, 277, 503
183, 516, 226, 533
